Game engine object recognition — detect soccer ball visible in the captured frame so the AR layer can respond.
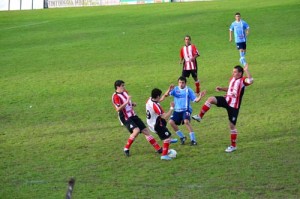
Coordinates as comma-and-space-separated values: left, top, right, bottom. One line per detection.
168, 149, 177, 158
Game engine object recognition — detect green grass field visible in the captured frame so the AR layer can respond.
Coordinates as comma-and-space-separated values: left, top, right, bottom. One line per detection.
1, 0, 299, 198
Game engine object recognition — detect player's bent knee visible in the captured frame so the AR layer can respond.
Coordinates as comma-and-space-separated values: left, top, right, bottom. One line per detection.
142, 128, 151, 135
164, 138, 171, 143
208, 97, 217, 104
133, 128, 141, 135
184, 120, 190, 125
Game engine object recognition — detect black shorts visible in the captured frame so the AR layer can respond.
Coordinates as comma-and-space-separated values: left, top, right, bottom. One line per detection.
118, 112, 126, 124
236, 42, 247, 50
124, 115, 147, 133
182, 70, 198, 78
154, 118, 172, 140
215, 96, 240, 125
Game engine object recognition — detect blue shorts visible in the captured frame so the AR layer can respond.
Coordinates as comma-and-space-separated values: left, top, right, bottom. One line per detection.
170, 111, 191, 126
236, 42, 247, 50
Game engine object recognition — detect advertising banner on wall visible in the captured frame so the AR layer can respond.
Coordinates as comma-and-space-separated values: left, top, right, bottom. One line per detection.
47, 0, 170, 8
120, 0, 170, 5
48, 0, 120, 7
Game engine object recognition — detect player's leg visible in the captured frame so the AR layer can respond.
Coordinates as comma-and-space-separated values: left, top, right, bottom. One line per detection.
239, 42, 247, 66
155, 126, 173, 160
183, 118, 197, 146
169, 112, 186, 145
183, 69, 199, 94
192, 73, 200, 94
162, 138, 171, 155
169, 119, 179, 132
161, 138, 172, 160
239, 49, 247, 66
142, 127, 162, 153
236, 42, 247, 66
192, 96, 218, 122
181, 70, 190, 78
225, 122, 238, 153
225, 108, 239, 152
124, 126, 140, 157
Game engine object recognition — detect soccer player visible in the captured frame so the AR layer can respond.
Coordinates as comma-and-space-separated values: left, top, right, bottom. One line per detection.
112, 80, 162, 157
180, 35, 201, 94
167, 76, 206, 146
229, 12, 250, 67
192, 64, 253, 152
146, 87, 177, 160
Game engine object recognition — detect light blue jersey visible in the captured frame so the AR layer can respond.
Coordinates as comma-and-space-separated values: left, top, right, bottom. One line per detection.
229, 20, 249, 43
169, 86, 196, 112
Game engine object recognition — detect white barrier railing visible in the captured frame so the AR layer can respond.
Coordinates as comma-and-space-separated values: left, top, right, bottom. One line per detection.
0, 0, 45, 11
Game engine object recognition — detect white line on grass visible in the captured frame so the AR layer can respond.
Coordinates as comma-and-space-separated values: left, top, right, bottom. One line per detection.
0, 21, 50, 30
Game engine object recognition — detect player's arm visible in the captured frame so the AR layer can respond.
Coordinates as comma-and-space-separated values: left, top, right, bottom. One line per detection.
161, 102, 174, 120
190, 46, 200, 62
229, 24, 234, 42
243, 64, 253, 85
229, 30, 233, 42
245, 22, 250, 37
194, 90, 206, 103
179, 57, 184, 65
159, 84, 174, 102
246, 28, 250, 36
179, 49, 184, 64
216, 86, 228, 92
114, 95, 131, 112
191, 53, 199, 62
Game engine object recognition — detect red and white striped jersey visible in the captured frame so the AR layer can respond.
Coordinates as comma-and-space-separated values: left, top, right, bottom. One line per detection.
146, 97, 164, 132
180, 44, 199, 70
112, 90, 135, 121
225, 76, 251, 109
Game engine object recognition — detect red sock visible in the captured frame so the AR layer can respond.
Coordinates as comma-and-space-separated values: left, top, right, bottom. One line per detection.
124, 136, 135, 150
146, 135, 161, 151
199, 101, 211, 118
195, 81, 200, 93
162, 140, 170, 156
230, 129, 238, 147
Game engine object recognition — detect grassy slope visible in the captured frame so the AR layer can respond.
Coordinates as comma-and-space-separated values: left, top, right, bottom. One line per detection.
0, 0, 299, 198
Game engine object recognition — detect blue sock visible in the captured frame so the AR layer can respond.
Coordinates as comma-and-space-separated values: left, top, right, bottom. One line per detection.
176, 130, 184, 138
189, 132, 196, 141
239, 51, 245, 57
240, 57, 247, 66
239, 51, 247, 66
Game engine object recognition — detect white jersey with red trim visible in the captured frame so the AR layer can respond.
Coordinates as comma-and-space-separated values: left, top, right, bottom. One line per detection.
146, 97, 164, 132
225, 76, 251, 109
112, 90, 135, 121
180, 44, 199, 70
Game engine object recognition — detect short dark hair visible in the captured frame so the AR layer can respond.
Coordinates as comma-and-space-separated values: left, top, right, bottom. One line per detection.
184, 35, 191, 41
114, 80, 124, 90
235, 12, 241, 16
151, 88, 162, 99
234, 65, 244, 76
178, 76, 187, 83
